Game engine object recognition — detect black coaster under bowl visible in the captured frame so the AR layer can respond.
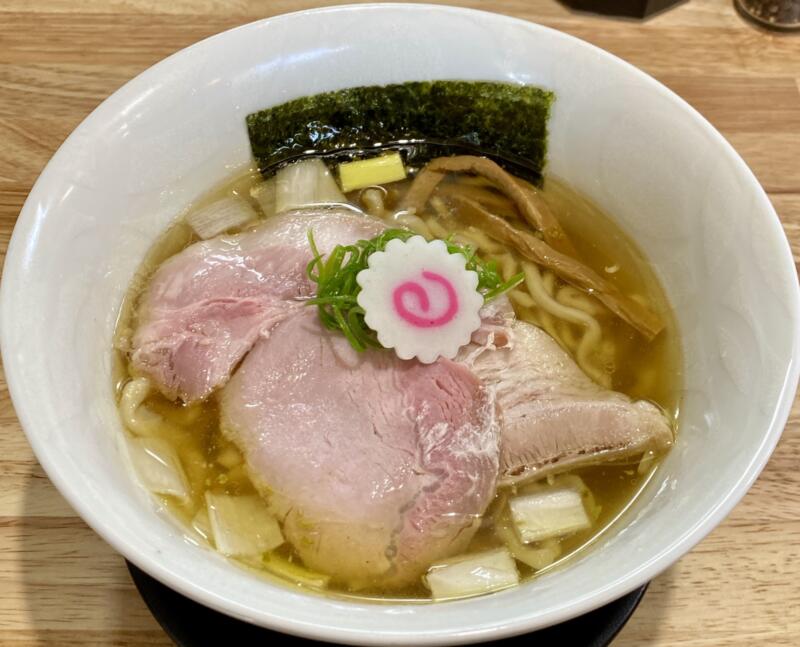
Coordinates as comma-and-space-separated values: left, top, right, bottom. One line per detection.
128, 561, 647, 647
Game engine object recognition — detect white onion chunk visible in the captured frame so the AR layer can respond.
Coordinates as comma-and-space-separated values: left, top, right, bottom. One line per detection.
128, 436, 190, 503
425, 548, 519, 600
186, 196, 257, 239
509, 488, 591, 543
205, 493, 284, 558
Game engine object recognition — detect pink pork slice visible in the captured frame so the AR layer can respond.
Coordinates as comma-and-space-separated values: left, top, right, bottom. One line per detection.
130, 207, 385, 402
461, 319, 674, 485
220, 309, 499, 587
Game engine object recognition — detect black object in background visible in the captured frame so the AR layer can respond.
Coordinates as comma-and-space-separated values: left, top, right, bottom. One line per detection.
127, 561, 648, 647
558, 0, 686, 18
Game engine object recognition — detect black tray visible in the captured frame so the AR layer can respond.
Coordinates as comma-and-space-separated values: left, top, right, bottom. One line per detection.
128, 561, 647, 646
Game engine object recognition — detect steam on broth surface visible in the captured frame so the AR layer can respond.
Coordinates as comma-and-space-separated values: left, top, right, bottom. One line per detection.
114, 159, 680, 601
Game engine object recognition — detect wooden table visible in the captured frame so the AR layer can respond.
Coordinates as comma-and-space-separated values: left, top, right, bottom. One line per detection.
1, 1, 799, 645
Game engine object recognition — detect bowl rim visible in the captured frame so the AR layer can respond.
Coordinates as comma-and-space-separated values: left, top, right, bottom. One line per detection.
2, 3, 799, 644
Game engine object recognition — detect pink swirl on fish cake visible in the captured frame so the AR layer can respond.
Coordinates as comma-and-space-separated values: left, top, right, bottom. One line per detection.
393, 271, 459, 328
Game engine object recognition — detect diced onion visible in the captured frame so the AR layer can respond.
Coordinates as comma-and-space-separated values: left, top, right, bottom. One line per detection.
509, 488, 591, 543
425, 548, 519, 601
638, 450, 657, 475
263, 553, 331, 588
495, 515, 562, 571
520, 474, 602, 522
205, 493, 284, 558
127, 436, 190, 503
541, 473, 588, 492
518, 539, 561, 571
119, 377, 162, 436
186, 196, 258, 239
250, 178, 276, 218
215, 445, 244, 469
190, 507, 214, 546
275, 159, 346, 213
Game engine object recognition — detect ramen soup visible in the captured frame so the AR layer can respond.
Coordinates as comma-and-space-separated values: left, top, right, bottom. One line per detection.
113, 83, 680, 602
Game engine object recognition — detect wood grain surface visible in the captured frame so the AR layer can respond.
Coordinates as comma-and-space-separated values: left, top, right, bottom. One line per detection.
1, 1, 799, 645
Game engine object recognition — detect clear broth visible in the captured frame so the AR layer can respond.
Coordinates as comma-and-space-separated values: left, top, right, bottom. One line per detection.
114, 166, 682, 601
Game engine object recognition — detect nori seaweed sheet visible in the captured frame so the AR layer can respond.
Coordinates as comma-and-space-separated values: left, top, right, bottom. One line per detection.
246, 81, 554, 184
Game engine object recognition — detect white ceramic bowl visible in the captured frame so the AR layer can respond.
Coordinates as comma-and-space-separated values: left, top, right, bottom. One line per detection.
2, 4, 798, 644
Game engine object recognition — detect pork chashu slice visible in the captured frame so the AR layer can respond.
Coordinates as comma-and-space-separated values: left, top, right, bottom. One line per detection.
129, 208, 385, 402
220, 309, 499, 588
463, 320, 674, 486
